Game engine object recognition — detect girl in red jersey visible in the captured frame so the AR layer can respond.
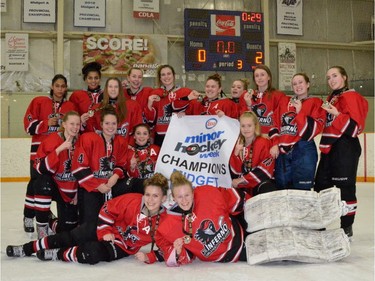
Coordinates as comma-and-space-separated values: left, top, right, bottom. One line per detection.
7, 173, 169, 265
143, 64, 200, 146
72, 106, 134, 226
270, 73, 326, 190
186, 73, 238, 119
229, 111, 276, 196
69, 62, 103, 124
239, 64, 288, 158
127, 124, 160, 179
314, 66, 368, 239
85, 77, 143, 142
33, 111, 81, 238
155, 171, 249, 266
23, 74, 77, 235
123, 67, 154, 111
229, 78, 250, 118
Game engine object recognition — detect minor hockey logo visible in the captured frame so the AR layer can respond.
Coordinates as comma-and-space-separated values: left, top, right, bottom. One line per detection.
195, 217, 230, 257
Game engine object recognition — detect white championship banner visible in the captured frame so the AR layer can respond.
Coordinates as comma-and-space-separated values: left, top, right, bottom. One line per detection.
155, 115, 239, 188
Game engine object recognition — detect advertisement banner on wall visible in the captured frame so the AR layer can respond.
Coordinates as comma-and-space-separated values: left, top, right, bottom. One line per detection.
155, 115, 239, 188
1, 0, 7, 12
133, 0, 159, 19
83, 34, 167, 77
23, 0, 56, 23
278, 42, 296, 91
277, 0, 303, 35
74, 0, 106, 27
5, 33, 29, 72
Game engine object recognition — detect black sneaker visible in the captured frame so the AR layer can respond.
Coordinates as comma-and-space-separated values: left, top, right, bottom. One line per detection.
37, 249, 59, 261
6, 245, 25, 257
23, 217, 35, 233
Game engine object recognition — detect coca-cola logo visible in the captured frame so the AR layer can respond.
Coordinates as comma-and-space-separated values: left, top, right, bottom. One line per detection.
216, 19, 235, 29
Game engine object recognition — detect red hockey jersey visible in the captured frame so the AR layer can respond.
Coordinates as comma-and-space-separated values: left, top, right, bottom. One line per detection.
239, 90, 287, 135
124, 86, 154, 110
126, 144, 160, 179
24, 96, 77, 161
269, 96, 326, 153
34, 132, 79, 203
319, 89, 368, 154
97, 193, 167, 263
143, 86, 192, 135
229, 136, 275, 191
69, 89, 103, 115
155, 186, 248, 266
186, 97, 238, 119
72, 132, 128, 192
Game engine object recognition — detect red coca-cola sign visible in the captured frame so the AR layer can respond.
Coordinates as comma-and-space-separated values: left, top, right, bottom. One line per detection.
212, 15, 240, 36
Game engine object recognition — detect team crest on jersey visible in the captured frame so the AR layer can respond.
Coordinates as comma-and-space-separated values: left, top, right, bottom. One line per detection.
117, 123, 129, 137
163, 103, 174, 118
252, 103, 272, 127
55, 159, 75, 181
168, 92, 177, 100
194, 217, 230, 257
325, 113, 335, 127
117, 225, 140, 244
94, 156, 115, 178
162, 102, 184, 119
280, 111, 297, 136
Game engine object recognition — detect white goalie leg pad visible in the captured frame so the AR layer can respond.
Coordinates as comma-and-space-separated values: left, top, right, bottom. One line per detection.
244, 187, 342, 233
245, 227, 350, 265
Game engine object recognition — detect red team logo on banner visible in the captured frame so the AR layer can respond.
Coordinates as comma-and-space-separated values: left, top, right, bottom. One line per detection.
211, 14, 241, 36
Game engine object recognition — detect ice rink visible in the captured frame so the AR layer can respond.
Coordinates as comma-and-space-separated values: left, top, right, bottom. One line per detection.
1, 182, 374, 281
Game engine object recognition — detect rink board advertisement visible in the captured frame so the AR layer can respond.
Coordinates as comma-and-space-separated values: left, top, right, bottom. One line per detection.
155, 115, 240, 188
83, 34, 168, 77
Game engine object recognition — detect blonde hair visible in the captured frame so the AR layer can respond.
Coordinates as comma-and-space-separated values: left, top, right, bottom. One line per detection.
233, 78, 249, 91
238, 111, 261, 144
59, 111, 80, 132
170, 170, 193, 195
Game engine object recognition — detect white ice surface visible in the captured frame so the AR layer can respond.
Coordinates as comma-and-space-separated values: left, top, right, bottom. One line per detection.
1, 182, 374, 281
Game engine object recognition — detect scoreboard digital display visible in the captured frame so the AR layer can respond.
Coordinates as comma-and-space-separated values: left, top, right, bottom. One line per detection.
184, 9, 264, 72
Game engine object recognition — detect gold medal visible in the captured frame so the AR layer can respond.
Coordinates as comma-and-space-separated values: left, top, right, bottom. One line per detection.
291, 96, 298, 104
88, 110, 95, 117
183, 235, 191, 244
182, 212, 193, 244
321, 101, 331, 109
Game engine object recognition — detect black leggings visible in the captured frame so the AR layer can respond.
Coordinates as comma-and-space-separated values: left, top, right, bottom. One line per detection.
78, 177, 145, 225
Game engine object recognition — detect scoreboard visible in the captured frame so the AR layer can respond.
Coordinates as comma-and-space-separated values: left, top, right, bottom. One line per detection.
184, 9, 264, 72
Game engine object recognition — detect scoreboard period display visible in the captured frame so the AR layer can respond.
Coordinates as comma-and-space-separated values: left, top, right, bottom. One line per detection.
184, 9, 264, 72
